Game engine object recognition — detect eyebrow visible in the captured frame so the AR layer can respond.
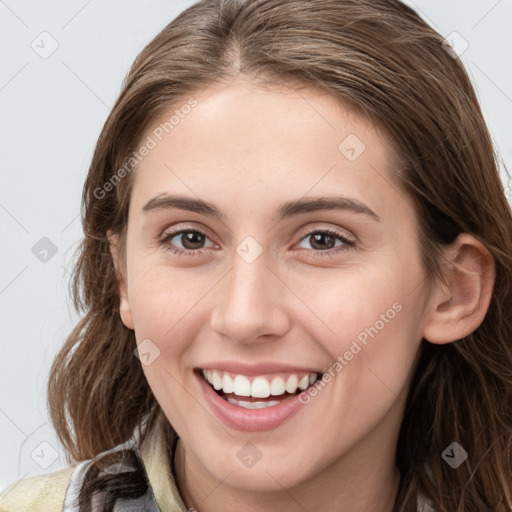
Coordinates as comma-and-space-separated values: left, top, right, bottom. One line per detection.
142, 193, 381, 222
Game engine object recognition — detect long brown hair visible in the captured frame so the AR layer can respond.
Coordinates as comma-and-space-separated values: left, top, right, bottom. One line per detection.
47, 0, 512, 509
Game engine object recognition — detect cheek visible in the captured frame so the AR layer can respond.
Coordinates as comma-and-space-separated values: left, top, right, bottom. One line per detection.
306, 260, 424, 395
130, 270, 197, 414
127, 265, 211, 372
299, 260, 420, 346
319, 294, 419, 396
129, 266, 191, 331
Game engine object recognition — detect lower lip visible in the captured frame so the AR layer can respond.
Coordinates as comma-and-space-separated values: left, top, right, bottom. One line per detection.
196, 372, 309, 432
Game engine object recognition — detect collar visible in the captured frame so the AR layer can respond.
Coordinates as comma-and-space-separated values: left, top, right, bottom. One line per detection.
139, 412, 188, 512
63, 412, 187, 512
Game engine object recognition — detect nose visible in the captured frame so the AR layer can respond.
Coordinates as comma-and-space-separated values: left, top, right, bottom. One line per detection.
209, 248, 291, 344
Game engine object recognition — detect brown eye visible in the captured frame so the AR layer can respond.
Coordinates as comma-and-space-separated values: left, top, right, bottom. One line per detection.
159, 229, 214, 255
296, 229, 355, 256
175, 231, 206, 250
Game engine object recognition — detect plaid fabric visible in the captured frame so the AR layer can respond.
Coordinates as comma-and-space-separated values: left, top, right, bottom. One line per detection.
0, 415, 187, 512
0, 442, 163, 511
62, 439, 160, 511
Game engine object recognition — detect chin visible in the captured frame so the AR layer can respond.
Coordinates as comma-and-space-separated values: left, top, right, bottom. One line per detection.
200, 451, 312, 492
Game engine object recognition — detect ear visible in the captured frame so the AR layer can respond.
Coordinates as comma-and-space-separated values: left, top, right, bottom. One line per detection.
422, 233, 495, 344
107, 230, 134, 330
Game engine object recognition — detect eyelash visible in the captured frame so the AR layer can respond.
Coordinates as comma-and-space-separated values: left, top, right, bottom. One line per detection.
157, 227, 356, 258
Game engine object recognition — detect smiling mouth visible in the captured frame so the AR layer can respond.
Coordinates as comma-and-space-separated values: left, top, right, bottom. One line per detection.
198, 368, 323, 409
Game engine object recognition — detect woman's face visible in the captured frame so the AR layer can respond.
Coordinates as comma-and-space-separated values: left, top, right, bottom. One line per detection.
113, 79, 432, 491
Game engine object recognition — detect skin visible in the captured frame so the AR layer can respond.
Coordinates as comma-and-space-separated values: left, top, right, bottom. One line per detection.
109, 77, 495, 512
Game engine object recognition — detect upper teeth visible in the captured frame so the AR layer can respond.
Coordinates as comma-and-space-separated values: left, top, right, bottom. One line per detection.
202, 369, 319, 398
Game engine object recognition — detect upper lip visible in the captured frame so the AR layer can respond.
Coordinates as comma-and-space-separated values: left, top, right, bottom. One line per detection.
198, 361, 323, 376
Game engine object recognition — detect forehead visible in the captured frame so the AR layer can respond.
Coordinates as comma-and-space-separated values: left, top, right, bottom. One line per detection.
129, 80, 402, 219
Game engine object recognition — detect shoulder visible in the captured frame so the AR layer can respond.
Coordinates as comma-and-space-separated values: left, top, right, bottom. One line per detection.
0, 438, 156, 512
0, 465, 76, 512
0, 440, 135, 512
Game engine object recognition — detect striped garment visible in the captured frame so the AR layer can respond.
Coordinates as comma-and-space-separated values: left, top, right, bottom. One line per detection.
0, 418, 435, 511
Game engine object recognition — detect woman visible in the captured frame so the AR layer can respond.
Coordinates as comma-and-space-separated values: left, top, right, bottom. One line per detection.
1, 0, 511, 510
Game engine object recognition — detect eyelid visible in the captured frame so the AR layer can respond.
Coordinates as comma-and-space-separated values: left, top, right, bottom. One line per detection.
297, 223, 356, 244
159, 222, 355, 245
158, 222, 357, 257
160, 220, 356, 239
158, 221, 216, 241
158, 225, 216, 251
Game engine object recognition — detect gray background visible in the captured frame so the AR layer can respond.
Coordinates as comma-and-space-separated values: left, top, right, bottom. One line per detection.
1, 0, 511, 492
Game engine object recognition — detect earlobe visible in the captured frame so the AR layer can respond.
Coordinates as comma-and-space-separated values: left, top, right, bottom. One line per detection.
422, 233, 495, 345
107, 230, 134, 330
